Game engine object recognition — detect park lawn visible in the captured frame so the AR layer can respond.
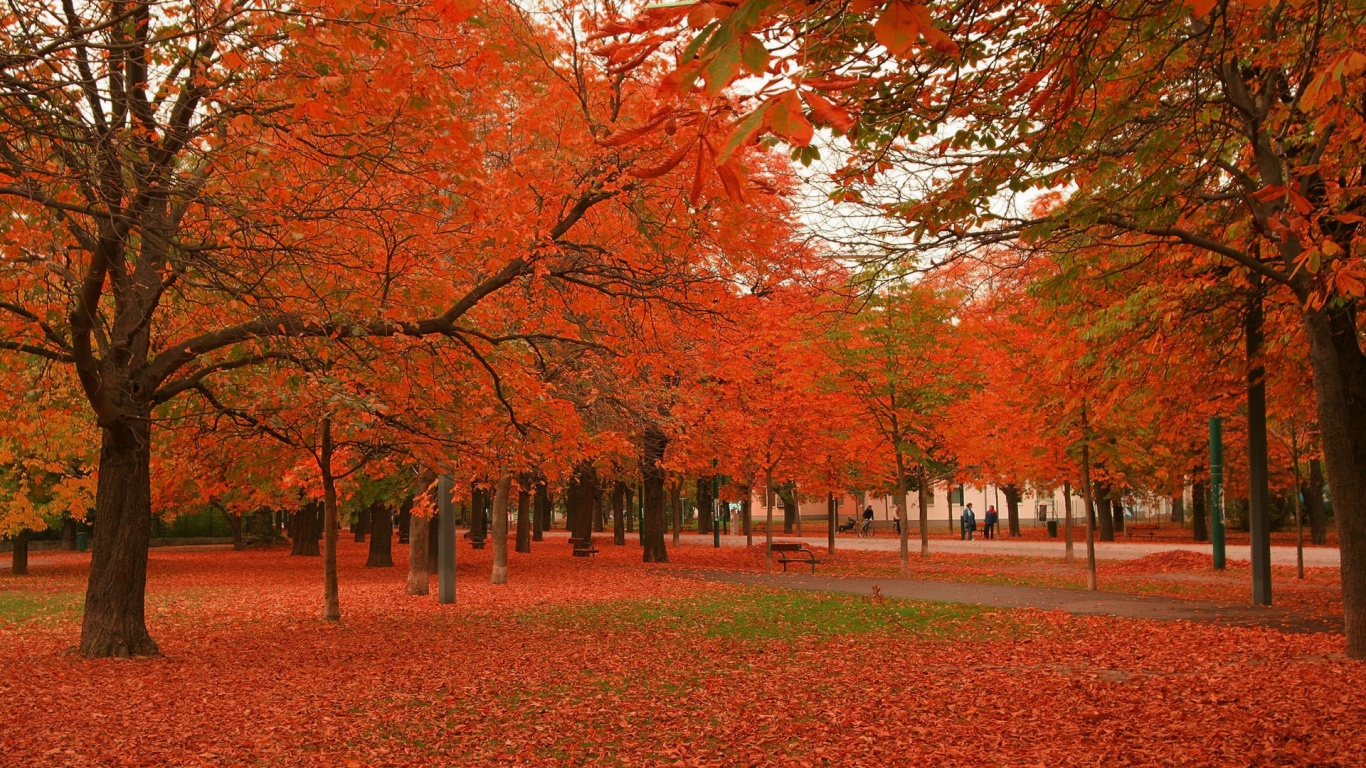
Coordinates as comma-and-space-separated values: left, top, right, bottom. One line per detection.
1, 540, 1362, 767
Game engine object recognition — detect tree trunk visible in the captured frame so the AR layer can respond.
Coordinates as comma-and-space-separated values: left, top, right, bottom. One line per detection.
80, 416, 159, 657
1192, 481, 1209, 543
1112, 498, 1125, 535
406, 512, 430, 595
1096, 482, 1115, 542
10, 529, 28, 575
894, 459, 909, 576
641, 425, 669, 562
1306, 458, 1327, 545
827, 492, 837, 555
1171, 494, 1185, 524
291, 502, 322, 556
593, 482, 605, 533
354, 507, 368, 543
396, 501, 411, 545
781, 485, 797, 534
61, 517, 78, 550
764, 472, 775, 571
366, 502, 393, 567
569, 462, 596, 543
1001, 483, 1021, 537
625, 484, 635, 533
469, 484, 488, 540
670, 481, 682, 546
213, 502, 244, 551
742, 489, 753, 547
533, 479, 549, 542
918, 475, 930, 558
612, 482, 627, 546
491, 472, 512, 584
1301, 302, 1366, 657
426, 515, 439, 573
696, 477, 713, 536
516, 482, 532, 554
320, 418, 341, 622
1063, 482, 1075, 564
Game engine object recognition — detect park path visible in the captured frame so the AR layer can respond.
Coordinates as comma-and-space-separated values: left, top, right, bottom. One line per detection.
684, 570, 1342, 634
676, 531, 1341, 566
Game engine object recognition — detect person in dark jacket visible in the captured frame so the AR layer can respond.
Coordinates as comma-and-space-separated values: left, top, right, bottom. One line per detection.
984, 505, 999, 539
960, 503, 977, 541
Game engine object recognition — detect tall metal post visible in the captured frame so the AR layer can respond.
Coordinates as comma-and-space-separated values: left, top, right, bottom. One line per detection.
438, 474, 456, 604
1210, 417, 1226, 571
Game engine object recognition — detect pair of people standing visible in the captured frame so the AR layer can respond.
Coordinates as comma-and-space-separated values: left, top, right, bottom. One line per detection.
960, 504, 1001, 540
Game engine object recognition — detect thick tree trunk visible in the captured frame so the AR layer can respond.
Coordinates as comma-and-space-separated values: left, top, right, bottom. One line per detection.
214, 502, 244, 550
533, 479, 549, 542
10, 529, 28, 575
1112, 499, 1125, 535
61, 517, 78, 550
1096, 482, 1115, 542
1192, 481, 1209, 542
354, 507, 368, 543
1003, 484, 1022, 537
1302, 302, 1366, 657
469, 484, 488, 540
80, 418, 159, 657
696, 478, 713, 536
291, 503, 321, 556
491, 473, 511, 584
406, 513, 430, 595
641, 425, 669, 562
426, 515, 439, 573
1171, 494, 1185, 524
366, 503, 393, 567
516, 482, 532, 554
1306, 458, 1328, 545
569, 463, 596, 543
612, 482, 627, 546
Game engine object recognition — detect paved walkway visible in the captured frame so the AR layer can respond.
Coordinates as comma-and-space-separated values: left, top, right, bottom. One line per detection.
680, 532, 1341, 566
685, 570, 1342, 634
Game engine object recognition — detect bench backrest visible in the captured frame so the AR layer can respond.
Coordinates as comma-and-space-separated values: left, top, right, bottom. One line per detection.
770, 543, 802, 552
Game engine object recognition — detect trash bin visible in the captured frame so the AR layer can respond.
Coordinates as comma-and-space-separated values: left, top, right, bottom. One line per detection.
76, 532, 89, 552
1046, 520, 1058, 538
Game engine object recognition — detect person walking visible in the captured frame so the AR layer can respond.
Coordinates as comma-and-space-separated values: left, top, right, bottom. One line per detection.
984, 505, 999, 539
961, 503, 977, 541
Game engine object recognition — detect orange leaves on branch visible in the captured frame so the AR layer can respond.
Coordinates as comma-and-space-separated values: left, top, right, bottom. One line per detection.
764, 91, 814, 147
873, 1, 958, 58
1186, 0, 1219, 17
802, 91, 855, 134
432, 0, 480, 23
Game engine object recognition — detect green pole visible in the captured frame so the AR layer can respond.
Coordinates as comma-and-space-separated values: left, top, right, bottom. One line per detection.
1210, 417, 1226, 570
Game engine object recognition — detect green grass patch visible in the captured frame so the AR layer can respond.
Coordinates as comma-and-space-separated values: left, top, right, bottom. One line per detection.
0, 590, 83, 626
530, 587, 990, 643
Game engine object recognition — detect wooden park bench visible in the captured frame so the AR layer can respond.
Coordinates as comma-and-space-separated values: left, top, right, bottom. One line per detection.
771, 542, 819, 573
1126, 523, 1172, 540
569, 537, 599, 557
